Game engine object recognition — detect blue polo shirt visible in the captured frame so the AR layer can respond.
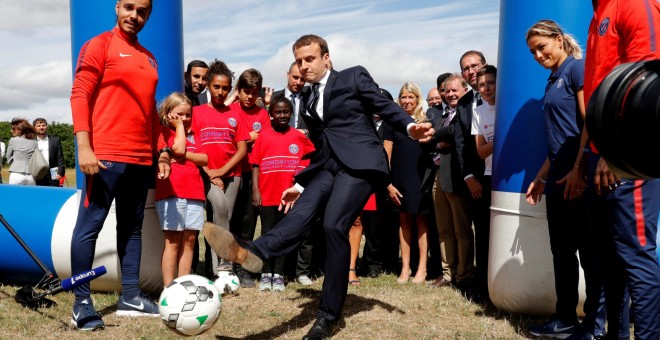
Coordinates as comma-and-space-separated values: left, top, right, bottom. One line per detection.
542, 55, 584, 177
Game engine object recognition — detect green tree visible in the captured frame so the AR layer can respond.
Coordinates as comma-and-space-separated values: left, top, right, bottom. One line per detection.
0, 121, 11, 167
46, 122, 75, 169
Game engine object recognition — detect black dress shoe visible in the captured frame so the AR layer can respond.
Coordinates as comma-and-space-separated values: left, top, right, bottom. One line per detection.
302, 317, 338, 340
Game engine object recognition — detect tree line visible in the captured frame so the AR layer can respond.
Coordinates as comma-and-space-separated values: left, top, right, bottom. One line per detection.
0, 121, 76, 169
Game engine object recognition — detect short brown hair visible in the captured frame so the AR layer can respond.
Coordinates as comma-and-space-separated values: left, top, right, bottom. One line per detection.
33, 118, 47, 126
237, 68, 263, 91
292, 34, 330, 57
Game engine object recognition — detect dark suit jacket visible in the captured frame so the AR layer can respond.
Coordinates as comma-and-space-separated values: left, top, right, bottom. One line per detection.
427, 106, 467, 194
454, 91, 485, 181
295, 66, 414, 187
272, 89, 307, 130
47, 135, 65, 177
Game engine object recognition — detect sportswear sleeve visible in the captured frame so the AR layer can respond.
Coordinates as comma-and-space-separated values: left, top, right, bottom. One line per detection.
70, 33, 110, 134
618, 0, 660, 62
235, 113, 252, 142
569, 59, 585, 92
249, 137, 262, 165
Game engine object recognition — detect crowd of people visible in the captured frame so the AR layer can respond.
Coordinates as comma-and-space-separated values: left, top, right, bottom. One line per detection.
1, 118, 66, 186
4, 0, 657, 339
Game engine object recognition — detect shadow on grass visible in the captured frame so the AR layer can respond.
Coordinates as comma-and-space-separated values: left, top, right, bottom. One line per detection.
471, 299, 543, 338
215, 288, 405, 339
0, 287, 71, 330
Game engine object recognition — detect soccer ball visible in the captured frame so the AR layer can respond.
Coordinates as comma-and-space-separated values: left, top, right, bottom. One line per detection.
158, 274, 222, 336
214, 271, 240, 295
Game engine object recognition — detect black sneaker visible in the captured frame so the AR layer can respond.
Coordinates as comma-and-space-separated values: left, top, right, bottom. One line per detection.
235, 267, 256, 288
529, 315, 578, 339
116, 292, 160, 317
71, 298, 104, 331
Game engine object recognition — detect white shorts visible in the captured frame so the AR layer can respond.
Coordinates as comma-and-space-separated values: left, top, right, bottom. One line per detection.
156, 197, 205, 231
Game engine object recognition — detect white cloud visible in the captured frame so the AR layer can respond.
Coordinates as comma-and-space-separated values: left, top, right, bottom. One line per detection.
0, 0, 500, 124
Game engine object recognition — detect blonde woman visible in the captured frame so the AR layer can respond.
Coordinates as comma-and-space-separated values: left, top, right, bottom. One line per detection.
384, 82, 433, 284
525, 19, 608, 339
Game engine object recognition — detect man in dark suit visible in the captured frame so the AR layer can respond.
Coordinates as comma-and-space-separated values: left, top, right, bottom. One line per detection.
454, 50, 488, 300
204, 34, 433, 339
272, 61, 307, 131
33, 118, 65, 187
427, 75, 474, 290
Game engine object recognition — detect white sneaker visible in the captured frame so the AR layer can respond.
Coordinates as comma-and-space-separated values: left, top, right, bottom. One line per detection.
272, 274, 285, 292
297, 275, 313, 286
259, 273, 272, 292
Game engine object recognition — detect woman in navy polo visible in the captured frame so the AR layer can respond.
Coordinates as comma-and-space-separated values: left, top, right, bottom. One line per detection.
524, 20, 607, 339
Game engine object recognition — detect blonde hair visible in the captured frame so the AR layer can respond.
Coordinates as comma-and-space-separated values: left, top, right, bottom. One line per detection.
157, 92, 192, 126
398, 82, 426, 124
526, 19, 583, 59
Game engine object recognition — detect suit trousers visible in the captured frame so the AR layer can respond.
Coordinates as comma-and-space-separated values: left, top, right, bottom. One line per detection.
252, 155, 375, 321
433, 172, 473, 282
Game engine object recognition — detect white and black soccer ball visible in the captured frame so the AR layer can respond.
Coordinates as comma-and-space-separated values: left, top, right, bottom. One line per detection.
214, 271, 240, 295
158, 274, 222, 336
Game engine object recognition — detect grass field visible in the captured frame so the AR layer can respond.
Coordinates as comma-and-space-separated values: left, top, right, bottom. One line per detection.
0, 272, 541, 339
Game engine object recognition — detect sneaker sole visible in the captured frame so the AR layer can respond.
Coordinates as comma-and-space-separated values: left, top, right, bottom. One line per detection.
70, 319, 104, 331
116, 310, 160, 317
203, 222, 263, 272
529, 331, 571, 339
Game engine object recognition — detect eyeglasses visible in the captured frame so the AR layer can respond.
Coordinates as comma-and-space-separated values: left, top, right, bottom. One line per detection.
461, 63, 483, 73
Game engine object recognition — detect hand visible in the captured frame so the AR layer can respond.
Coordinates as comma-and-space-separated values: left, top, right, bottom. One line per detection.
252, 190, 262, 208
278, 187, 301, 213
262, 87, 274, 107
207, 168, 227, 180
465, 177, 482, 199
210, 177, 224, 190
409, 122, 435, 142
157, 157, 171, 180
556, 167, 586, 200
387, 184, 402, 206
249, 131, 259, 141
78, 146, 106, 175
594, 157, 620, 195
54, 174, 62, 180
526, 178, 545, 205
168, 114, 183, 129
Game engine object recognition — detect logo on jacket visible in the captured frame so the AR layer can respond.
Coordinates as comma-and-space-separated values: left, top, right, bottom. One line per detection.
148, 57, 157, 69
289, 144, 299, 154
598, 18, 610, 36
187, 134, 195, 144
252, 122, 262, 131
228, 118, 237, 127
557, 78, 564, 89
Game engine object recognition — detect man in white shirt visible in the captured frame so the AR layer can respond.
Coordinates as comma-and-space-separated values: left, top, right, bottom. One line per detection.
33, 118, 65, 187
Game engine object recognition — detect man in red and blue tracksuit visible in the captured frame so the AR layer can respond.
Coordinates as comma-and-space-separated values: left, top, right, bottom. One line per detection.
585, 1, 660, 339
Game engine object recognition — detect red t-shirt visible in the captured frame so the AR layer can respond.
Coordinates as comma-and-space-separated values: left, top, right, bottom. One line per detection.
249, 127, 315, 206
155, 127, 206, 201
71, 27, 164, 165
585, 0, 660, 152
191, 104, 251, 178
229, 101, 271, 173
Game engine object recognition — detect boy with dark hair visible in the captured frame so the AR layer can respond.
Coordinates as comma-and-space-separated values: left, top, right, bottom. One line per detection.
229, 68, 271, 288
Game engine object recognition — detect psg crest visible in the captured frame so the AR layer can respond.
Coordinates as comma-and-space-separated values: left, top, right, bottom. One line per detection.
289, 144, 299, 154
228, 118, 237, 127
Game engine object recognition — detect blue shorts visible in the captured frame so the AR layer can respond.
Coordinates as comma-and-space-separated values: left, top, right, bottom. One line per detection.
156, 197, 205, 231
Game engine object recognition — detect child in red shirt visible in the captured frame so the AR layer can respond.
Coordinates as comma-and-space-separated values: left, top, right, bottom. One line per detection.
228, 68, 272, 288
190, 60, 250, 276
155, 92, 208, 286
250, 96, 315, 292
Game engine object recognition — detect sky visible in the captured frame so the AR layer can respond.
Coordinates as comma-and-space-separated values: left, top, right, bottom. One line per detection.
0, 0, 500, 124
